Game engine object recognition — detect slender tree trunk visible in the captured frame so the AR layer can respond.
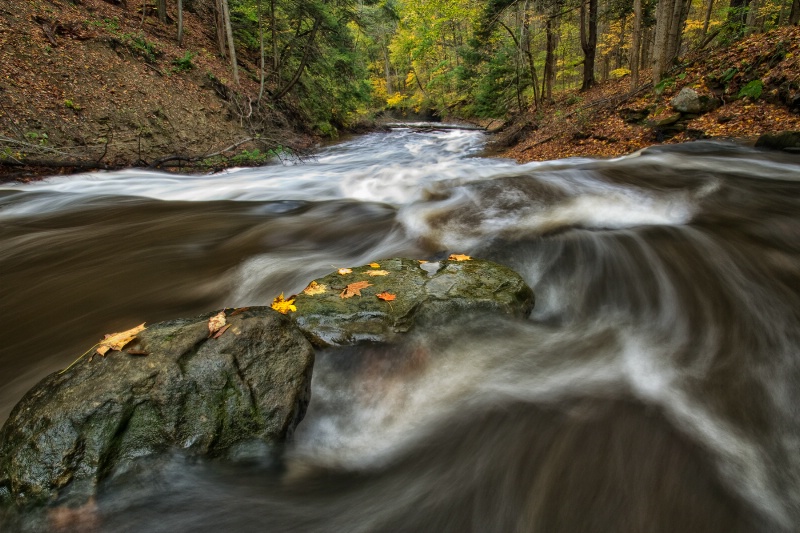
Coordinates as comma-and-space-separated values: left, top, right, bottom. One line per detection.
701, 0, 715, 39
791, 0, 800, 24
631, 0, 642, 89
258, 0, 266, 102
580, 0, 598, 91
215, 0, 227, 58
177, 0, 184, 45
382, 39, 393, 95
665, 0, 687, 65
157, 0, 167, 23
543, 15, 557, 102
221, 0, 239, 84
745, 0, 760, 31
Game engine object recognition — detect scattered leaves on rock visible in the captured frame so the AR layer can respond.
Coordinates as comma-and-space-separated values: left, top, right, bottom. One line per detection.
449, 254, 472, 261
212, 323, 232, 339
271, 293, 297, 314
207, 310, 226, 337
340, 281, 372, 299
367, 270, 390, 276
303, 281, 328, 295
376, 291, 397, 302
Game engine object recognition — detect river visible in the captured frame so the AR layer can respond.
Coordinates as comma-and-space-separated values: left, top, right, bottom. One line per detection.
1, 127, 799, 532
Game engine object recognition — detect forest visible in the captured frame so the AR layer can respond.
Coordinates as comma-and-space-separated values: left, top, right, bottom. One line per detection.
174, 0, 800, 125
0, 0, 798, 172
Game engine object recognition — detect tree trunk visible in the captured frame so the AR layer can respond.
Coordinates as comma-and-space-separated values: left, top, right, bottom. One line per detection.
728, 0, 750, 29
792, 0, 800, 24
631, 0, 642, 89
177, 0, 184, 45
273, 17, 321, 102
215, 0, 227, 58
652, 0, 675, 84
580, 0, 598, 91
665, 0, 688, 66
258, 0, 266, 102
543, 14, 557, 102
221, 0, 239, 84
157, 0, 167, 23
701, 0, 715, 39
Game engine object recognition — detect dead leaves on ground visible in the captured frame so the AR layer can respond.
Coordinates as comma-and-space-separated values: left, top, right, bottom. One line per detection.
340, 280, 372, 299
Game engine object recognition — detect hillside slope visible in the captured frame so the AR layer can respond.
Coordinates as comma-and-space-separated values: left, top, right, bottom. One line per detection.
0, 0, 312, 177
496, 26, 800, 162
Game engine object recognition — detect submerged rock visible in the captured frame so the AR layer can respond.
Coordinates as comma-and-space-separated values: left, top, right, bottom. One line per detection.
0, 307, 314, 508
292, 257, 534, 347
755, 131, 800, 153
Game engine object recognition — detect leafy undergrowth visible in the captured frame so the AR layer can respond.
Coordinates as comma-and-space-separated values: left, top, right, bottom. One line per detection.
500, 26, 800, 162
0, 0, 313, 179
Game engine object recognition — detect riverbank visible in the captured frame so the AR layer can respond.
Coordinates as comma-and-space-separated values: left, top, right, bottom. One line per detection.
493, 25, 800, 162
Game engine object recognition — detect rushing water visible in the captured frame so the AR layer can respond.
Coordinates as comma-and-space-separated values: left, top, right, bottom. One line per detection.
1, 127, 800, 532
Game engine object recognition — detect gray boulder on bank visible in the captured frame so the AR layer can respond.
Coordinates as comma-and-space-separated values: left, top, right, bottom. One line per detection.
292, 257, 535, 347
755, 131, 800, 152
0, 307, 314, 507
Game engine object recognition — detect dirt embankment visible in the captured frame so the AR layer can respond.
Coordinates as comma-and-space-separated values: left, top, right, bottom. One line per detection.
0, 0, 314, 179
493, 26, 800, 162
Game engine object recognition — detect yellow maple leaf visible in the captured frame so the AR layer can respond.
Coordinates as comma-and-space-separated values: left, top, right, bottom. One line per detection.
96, 323, 147, 356
340, 280, 372, 299
366, 270, 390, 276
271, 293, 297, 314
303, 281, 328, 295
369, 262, 381, 268
338, 268, 352, 275
448, 254, 472, 261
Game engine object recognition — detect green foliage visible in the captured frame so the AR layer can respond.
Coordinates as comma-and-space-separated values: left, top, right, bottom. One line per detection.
64, 99, 81, 111
654, 77, 675, 95
738, 79, 763, 100
24, 131, 49, 146
88, 17, 120, 32
172, 51, 197, 72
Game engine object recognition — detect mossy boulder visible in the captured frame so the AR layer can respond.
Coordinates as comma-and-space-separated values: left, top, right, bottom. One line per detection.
291, 257, 534, 347
0, 307, 314, 508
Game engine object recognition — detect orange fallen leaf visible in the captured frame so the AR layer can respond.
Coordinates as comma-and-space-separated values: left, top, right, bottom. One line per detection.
338, 268, 352, 275
229, 306, 250, 317
418, 260, 429, 264
376, 291, 396, 301
207, 310, 226, 337
271, 293, 297, 314
340, 280, 372, 299
303, 280, 328, 295
369, 262, 381, 268
366, 270, 390, 276
448, 254, 472, 261
96, 323, 147, 356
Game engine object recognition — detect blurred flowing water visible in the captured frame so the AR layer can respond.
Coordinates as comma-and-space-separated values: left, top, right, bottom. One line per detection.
1, 127, 800, 532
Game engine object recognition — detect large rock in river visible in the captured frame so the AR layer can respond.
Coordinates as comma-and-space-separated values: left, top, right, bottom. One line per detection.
0, 307, 314, 507
292, 257, 534, 347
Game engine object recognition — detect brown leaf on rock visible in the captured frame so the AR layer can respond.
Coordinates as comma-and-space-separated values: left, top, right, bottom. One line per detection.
303, 280, 328, 295
207, 310, 226, 337
340, 280, 372, 299
96, 323, 147, 357
212, 323, 232, 339
366, 270, 390, 276
376, 291, 396, 301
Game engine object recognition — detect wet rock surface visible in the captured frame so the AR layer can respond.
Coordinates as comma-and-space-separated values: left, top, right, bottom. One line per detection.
292, 257, 535, 347
0, 307, 314, 508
